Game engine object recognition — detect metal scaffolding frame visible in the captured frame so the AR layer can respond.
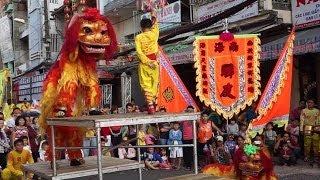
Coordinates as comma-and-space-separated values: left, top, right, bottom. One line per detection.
22, 112, 200, 180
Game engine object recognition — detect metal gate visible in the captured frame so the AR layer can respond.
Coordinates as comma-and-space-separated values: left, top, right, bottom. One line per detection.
100, 84, 112, 108
121, 72, 131, 112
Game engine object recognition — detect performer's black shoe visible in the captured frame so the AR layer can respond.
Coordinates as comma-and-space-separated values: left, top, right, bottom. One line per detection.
70, 159, 82, 166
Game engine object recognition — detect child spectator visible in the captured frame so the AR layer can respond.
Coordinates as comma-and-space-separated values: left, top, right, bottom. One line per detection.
145, 126, 156, 145
137, 125, 146, 146
168, 122, 183, 169
279, 143, 296, 166
159, 148, 171, 169
227, 119, 239, 135
286, 119, 299, 146
239, 124, 247, 139
224, 134, 237, 157
275, 132, 300, 159
21, 136, 32, 154
181, 106, 195, 170
158, 107, 170, 145
25, 117, 39, 162
101, 138, 111, 157
1, 139, 34, 180
144, 147, 163, 170
118, 137, 136, 160
214, 136, 232, 165
264, 123, 277, 154
38, 140, 49, 162
198, 111, 223, 156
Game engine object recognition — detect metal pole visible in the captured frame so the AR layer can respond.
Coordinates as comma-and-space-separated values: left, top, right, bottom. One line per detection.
189, 0, 194, 23
192, 119, 198, 174
136, 125, 142, 180
96, 126, 103, 180
51, 125, 57, 176
96, 0, 100, 11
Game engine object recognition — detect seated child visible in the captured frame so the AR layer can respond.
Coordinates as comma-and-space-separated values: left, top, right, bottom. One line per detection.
118, 137, 136, 160
38, 140, 49, 162
144, 147, 163, 170
101, 138, 111, 157
224, 134, 236, 157
159, 148, 171, 169
264, 123, 277, 155
214, 136, 232, 165
1, 139, 34, 180
279, 143, 296, 166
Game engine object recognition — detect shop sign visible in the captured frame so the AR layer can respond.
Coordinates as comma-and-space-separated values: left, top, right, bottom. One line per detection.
261, 29, 320, 60
168, 46, 194, 65
196, 0, 258, 24
292, 0, 320, 29
141, 1, 181, 30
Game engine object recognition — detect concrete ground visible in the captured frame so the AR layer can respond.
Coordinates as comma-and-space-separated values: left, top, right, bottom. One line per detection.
71, 160, 320, 180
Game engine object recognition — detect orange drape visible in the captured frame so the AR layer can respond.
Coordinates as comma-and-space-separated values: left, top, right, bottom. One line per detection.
251, 30, 295, 133
157, 48, 198, 112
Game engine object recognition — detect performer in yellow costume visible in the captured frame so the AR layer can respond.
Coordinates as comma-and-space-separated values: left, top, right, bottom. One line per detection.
1, 139, 34, 180
300, 99, 320, 165
135, 11, 159, 114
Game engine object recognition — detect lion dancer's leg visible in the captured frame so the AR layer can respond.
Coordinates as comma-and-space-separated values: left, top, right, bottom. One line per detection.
66, 127, 85, 165
46, 126, 64, 162
46, 82, 85, 166
139, 64, 158, 114
150, 62, 160, 109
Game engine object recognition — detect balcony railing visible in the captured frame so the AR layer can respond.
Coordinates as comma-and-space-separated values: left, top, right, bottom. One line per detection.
104, 0, 135, 13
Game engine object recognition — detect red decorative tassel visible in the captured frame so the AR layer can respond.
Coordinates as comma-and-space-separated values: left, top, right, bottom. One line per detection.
219, 31, 234, 42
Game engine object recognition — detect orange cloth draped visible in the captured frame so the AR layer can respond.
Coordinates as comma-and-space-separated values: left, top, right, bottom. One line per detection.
194, 35, 261, 119
203, 163, 235, 178
250, 30, 296, 135
157, 48, 198, 112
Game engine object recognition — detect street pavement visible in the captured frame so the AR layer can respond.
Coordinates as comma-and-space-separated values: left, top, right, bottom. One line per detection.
72, 161, 320, 180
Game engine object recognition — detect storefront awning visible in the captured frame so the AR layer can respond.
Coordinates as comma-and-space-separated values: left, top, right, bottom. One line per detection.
261, 28, 320, 60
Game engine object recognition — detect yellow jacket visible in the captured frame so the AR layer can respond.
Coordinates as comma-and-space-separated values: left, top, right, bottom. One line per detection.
135, 20, 160, 64
300, 108, 320, 130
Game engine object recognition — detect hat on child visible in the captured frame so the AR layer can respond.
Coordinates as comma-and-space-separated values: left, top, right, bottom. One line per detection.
216, 136, 224, 142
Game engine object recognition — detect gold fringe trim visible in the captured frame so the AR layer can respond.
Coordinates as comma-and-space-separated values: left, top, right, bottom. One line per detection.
193, 35, 261, 119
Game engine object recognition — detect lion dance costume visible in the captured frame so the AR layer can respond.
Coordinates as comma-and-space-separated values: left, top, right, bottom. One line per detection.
135, 14, 160, 114
39, 8, 117, 165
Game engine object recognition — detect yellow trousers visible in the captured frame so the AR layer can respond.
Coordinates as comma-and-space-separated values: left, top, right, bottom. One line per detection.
304, 134, 320, 158
1, 168, 23, 180
138, 62, 160, 104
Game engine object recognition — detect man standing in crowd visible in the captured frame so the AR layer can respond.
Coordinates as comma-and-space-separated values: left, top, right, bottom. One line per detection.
300, 99, 320, 165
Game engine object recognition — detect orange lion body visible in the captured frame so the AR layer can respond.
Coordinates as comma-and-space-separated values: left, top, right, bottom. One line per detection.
39, 8, 117, 161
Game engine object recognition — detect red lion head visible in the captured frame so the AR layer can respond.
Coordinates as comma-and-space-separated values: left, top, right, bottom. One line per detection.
63, 8, 118, 60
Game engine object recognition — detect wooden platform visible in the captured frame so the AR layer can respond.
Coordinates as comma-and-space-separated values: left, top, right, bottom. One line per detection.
22, 157, 144, 180
47, 112, 201, 127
